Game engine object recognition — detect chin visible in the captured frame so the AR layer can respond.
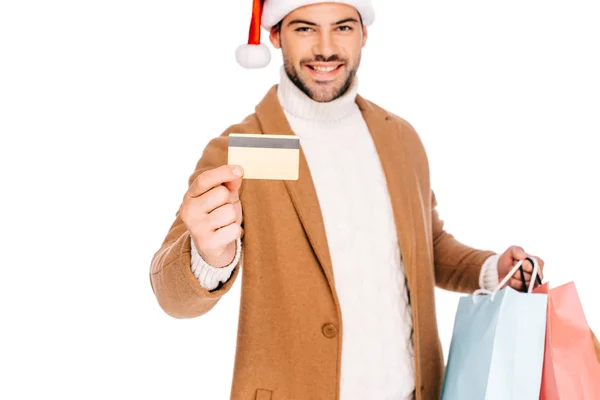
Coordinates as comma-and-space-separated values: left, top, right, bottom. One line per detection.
286, 64, 354, 103
305, 78, 343, 98
311, 85, 346, 102
309, 91, 337, 102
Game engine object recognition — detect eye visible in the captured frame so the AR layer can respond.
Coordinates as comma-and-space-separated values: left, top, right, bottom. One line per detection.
295, 26, 314, 33
337, 25, 353, 31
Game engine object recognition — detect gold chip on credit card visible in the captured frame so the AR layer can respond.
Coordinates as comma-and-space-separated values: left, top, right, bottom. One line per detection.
227, 133, 300, 180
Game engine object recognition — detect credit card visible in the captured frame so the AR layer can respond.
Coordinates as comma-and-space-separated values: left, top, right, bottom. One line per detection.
227, 133, 300, 180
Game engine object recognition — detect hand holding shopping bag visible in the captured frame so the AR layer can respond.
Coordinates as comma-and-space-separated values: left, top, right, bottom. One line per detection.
532, 280, 600, 399
441, 257, 547, 400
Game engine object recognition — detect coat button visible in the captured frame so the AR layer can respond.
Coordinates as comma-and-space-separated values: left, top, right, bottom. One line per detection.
322, 323, 338, 338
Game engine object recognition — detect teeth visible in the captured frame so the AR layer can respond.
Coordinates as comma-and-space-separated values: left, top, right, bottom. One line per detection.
314, 66, 336, 72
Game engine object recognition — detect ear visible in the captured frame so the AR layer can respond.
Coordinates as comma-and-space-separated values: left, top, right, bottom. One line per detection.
269, 27, 282, 49
362, 25, 368, 47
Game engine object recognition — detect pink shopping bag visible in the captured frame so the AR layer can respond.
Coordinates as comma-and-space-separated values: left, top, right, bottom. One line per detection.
533, 282, 600, 399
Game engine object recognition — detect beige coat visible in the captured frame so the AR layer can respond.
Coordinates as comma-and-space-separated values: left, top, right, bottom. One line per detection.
150, 86, 600, 399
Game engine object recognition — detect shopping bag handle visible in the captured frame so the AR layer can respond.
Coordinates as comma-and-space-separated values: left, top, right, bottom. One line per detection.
518, 257, 542, 292
473, 257, 541, 302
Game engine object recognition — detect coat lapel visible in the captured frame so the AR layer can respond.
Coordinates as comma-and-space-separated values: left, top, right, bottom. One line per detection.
254, 86, 337, 293
354, 95, 417, 288
253, 86, 418, 296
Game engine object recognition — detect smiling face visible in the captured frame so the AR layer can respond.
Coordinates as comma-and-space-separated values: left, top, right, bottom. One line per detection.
269, 3, 368, 103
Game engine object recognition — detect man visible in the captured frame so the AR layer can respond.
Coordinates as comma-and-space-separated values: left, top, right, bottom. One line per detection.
150, 1, 550, 399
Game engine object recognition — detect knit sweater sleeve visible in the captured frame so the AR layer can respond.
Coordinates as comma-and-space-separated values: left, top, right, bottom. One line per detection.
479, 254, 500, 291
191, 236, 242, 291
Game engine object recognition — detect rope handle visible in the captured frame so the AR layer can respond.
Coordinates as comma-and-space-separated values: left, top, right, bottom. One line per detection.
472, 257, 541, 302
519, 258, 542, 292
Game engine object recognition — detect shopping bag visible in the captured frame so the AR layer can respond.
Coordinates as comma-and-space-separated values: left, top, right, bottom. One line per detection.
532, 281, 600, 399
593, 330, 600, 364
441, 257, 548, 400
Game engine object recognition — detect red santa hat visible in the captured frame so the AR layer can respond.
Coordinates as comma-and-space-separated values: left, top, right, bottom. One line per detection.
235, 0, 375, 69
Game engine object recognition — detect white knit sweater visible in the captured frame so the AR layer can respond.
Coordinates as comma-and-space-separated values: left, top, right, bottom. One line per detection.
190, 67, 500, 399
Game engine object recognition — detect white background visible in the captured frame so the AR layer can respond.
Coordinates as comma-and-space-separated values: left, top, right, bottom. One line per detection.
1, 1, 599, 399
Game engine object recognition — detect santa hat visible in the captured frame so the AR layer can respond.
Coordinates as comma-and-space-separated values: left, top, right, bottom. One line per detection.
235, 0, 375, 69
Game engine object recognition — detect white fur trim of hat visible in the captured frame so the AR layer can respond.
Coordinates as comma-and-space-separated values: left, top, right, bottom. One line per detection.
262, 0, 375, 30
236, 0, 375, 69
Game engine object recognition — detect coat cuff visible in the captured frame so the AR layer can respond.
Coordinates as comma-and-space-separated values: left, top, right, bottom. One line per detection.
190, 237, 242, 291
479, 254, 500, 291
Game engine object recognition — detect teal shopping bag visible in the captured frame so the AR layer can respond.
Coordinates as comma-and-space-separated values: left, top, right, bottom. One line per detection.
441, 258, 548, 400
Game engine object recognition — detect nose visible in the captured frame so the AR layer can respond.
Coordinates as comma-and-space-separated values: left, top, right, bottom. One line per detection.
312, 30, 337, 60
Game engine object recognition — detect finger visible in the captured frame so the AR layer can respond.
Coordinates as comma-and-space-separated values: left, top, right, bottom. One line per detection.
514, 268, 532, 281
538, 259, 544, 280
504, 275, 524, 288
195, 185, 236, 214
510, 245, 528, 261
207, 203, 238, 231
521, 257, 535, 274
530, 256, 545, 280
211, 221, 243, 249
234, 198, 243, 225
223, 175, 243, 195
522, 256, 544, 282
509, 277, 529, 292
223, 164, 244, 194
516, 265, 529, 291
508, 277, 525, 291
187, 165, 244, 198
518, 271, 531, 292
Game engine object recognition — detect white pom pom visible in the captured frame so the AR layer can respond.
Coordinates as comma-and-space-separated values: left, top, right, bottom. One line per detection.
235, 43, 271, 69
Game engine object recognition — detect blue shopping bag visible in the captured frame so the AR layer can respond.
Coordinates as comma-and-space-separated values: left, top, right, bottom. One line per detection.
441, 258, 548, 400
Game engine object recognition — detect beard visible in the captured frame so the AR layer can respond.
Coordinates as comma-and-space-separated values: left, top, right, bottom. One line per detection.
283, 53, 358, 103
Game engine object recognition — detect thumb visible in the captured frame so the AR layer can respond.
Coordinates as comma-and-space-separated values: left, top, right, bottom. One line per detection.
223, 165, 243, 194
223, 177, 242, 196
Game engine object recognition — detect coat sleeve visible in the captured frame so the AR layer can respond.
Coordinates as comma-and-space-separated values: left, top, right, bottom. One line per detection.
431, 190, 497, 294
395, 115, 497, 294
149, 123, 250, 319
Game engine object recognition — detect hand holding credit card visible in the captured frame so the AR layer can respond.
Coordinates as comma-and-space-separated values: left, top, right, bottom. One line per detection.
227, 133, 300, 180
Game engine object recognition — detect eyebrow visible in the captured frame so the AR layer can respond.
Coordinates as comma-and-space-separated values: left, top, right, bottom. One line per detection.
287, 19, 318, 27
287, 17, 360, 27
334, 18, 360, 25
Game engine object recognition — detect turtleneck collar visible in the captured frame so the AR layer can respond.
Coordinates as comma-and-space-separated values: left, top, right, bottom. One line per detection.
276, 66, 360, 122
